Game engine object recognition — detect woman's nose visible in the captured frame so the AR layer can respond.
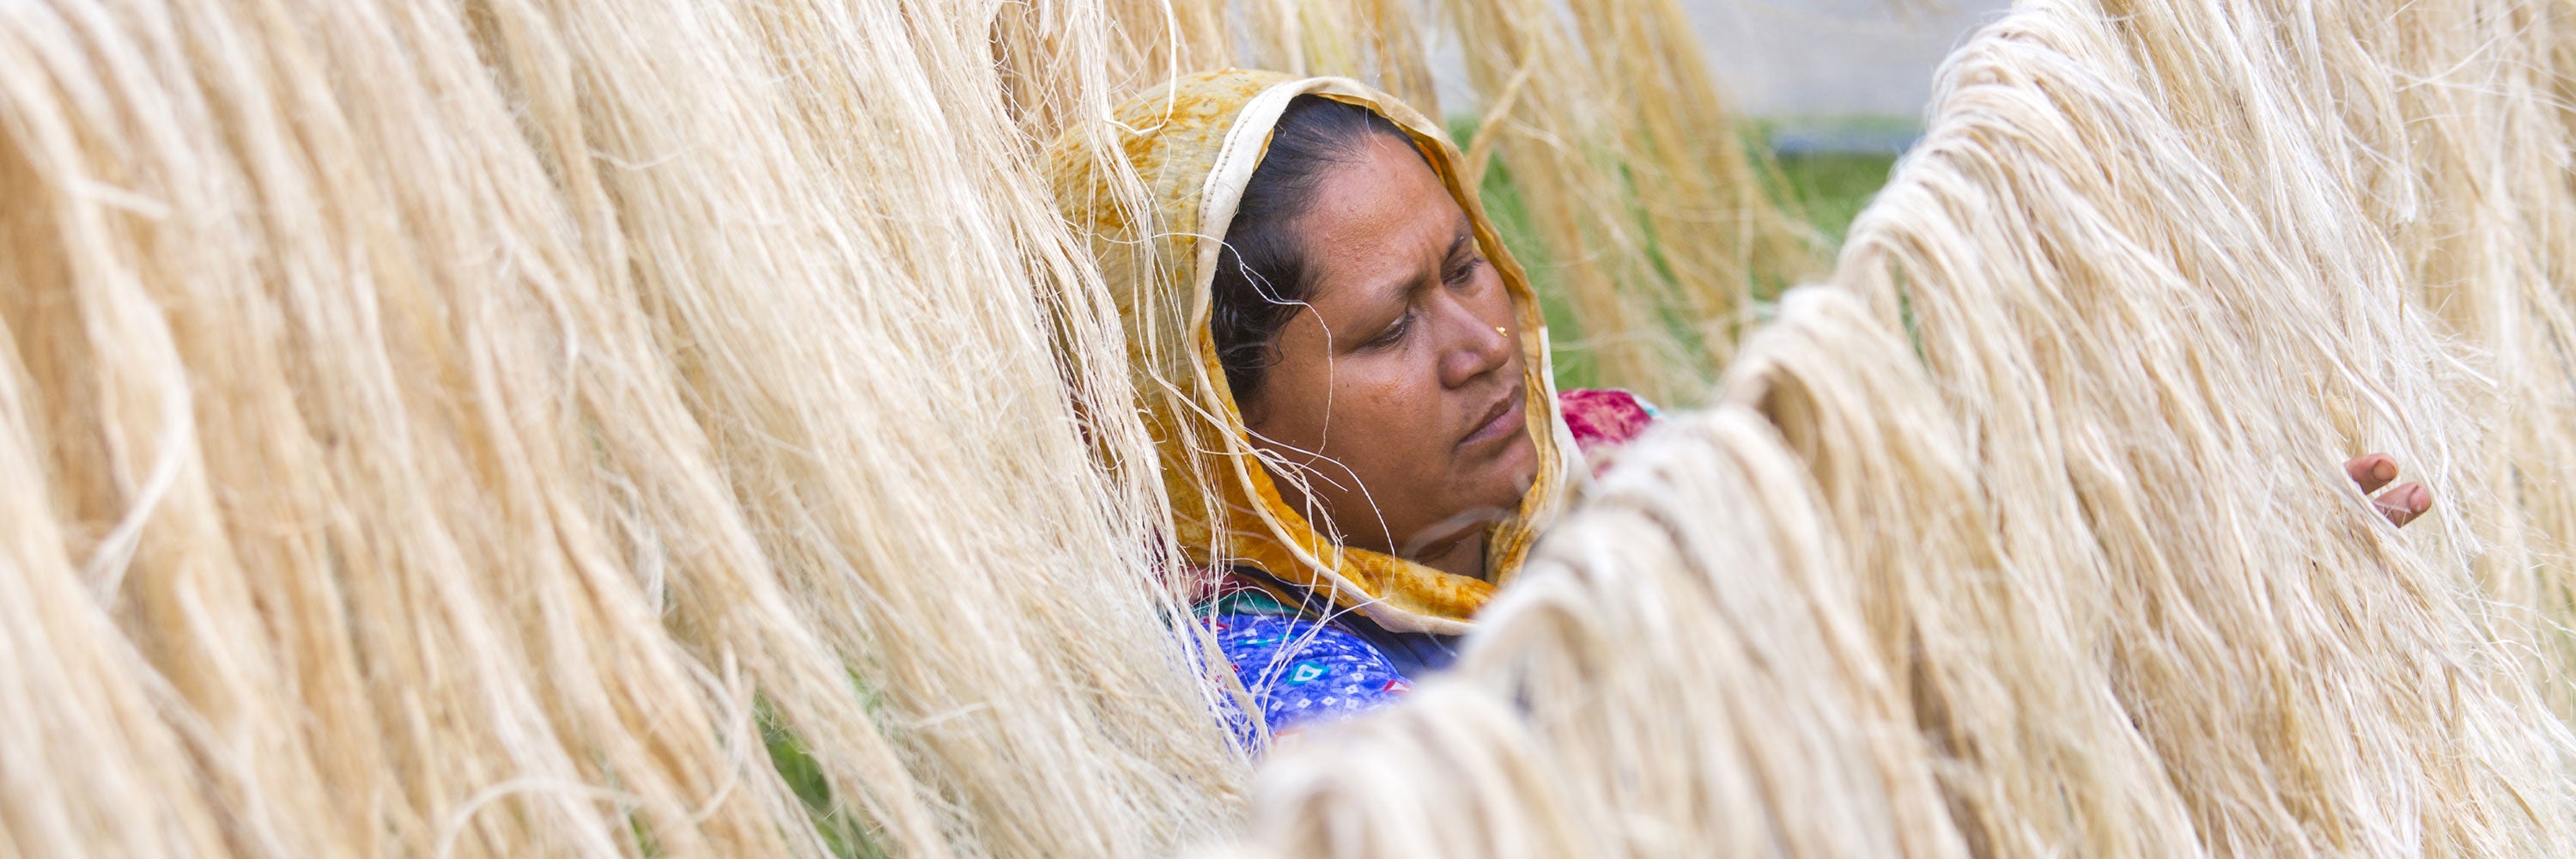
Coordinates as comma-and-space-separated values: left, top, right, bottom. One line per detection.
1435, 299, 1515, 388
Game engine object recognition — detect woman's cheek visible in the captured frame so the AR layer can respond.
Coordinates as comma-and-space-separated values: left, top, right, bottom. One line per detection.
1334, 357, 1433, 452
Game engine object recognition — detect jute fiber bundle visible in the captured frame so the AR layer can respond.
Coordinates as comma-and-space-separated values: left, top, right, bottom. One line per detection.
21, 0, 2576, 856
0, 0, 1243, 855
1226, 0, 2576, 855
2303, 0, 2576, 713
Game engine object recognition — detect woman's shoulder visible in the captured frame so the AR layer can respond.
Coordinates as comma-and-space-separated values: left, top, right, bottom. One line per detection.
1204, 608, 1413, 746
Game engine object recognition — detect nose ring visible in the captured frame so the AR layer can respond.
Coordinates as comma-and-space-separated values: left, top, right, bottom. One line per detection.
1496, 326, 1509, 336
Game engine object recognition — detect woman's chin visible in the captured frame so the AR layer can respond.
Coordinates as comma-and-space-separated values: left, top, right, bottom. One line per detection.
1460, 433, 1540, 514
1494, 429, 1540, 490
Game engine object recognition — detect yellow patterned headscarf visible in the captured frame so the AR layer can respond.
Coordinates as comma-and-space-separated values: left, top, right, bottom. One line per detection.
1048, 70, 1577, 635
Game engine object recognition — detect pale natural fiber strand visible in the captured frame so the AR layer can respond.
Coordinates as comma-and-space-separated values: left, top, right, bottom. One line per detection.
18, 0, 2576, 856
0, 0, 1242, 855
1222, 0, 2576, 856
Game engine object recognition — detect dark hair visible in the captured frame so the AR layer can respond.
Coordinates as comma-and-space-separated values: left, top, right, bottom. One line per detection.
1211, 95, 1424, 403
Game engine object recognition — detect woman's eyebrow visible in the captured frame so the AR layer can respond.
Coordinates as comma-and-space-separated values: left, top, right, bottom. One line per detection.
1358, 222, 1479, 309
1407, 229, 1475, 297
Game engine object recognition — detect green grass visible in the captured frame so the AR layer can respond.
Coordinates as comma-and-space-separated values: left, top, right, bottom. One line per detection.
1773, 150, 1899, 244
762, 698, 889, 858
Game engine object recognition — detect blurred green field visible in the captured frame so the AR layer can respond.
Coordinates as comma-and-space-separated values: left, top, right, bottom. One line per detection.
1454, 119, 1900, 252
1775, 150, 1899, 244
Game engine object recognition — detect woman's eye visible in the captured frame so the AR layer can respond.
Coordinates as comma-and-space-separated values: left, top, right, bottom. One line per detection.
1444, 254, 1485, 286
1364, 310, 1414, 348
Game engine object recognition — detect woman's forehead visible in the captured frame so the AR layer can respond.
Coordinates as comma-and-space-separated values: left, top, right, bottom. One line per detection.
1293, 137, 1470, 305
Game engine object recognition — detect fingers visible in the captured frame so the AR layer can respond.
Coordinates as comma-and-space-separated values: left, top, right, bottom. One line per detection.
2372, 482, 2431, 527
2348, 453, 2430, 527
2344, 453, 2397, 494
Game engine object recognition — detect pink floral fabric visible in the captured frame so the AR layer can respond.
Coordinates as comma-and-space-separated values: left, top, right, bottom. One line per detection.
1558, 388, 1659, 474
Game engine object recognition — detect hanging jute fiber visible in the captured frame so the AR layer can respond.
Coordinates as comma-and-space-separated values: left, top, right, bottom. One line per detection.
0, 0, 1243, 855
1220, 0, 2576, 856
10, 0, 1784, 851
14, 0, 2576, 856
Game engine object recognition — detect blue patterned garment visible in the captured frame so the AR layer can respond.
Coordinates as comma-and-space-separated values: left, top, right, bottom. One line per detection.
1205, 607, 1413, 747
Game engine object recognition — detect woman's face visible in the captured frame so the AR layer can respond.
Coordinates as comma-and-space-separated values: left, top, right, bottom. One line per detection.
1238, 134, 1539, 576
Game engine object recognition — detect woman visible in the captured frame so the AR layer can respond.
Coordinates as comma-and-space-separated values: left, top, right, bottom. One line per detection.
1048, 70, 2433, 746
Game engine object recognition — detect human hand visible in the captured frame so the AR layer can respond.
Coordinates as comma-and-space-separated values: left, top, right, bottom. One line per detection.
2345, 453, 2430, 527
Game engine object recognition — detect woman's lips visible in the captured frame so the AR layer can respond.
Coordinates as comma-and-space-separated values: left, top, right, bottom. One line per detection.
1461, 384, 1528, 450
